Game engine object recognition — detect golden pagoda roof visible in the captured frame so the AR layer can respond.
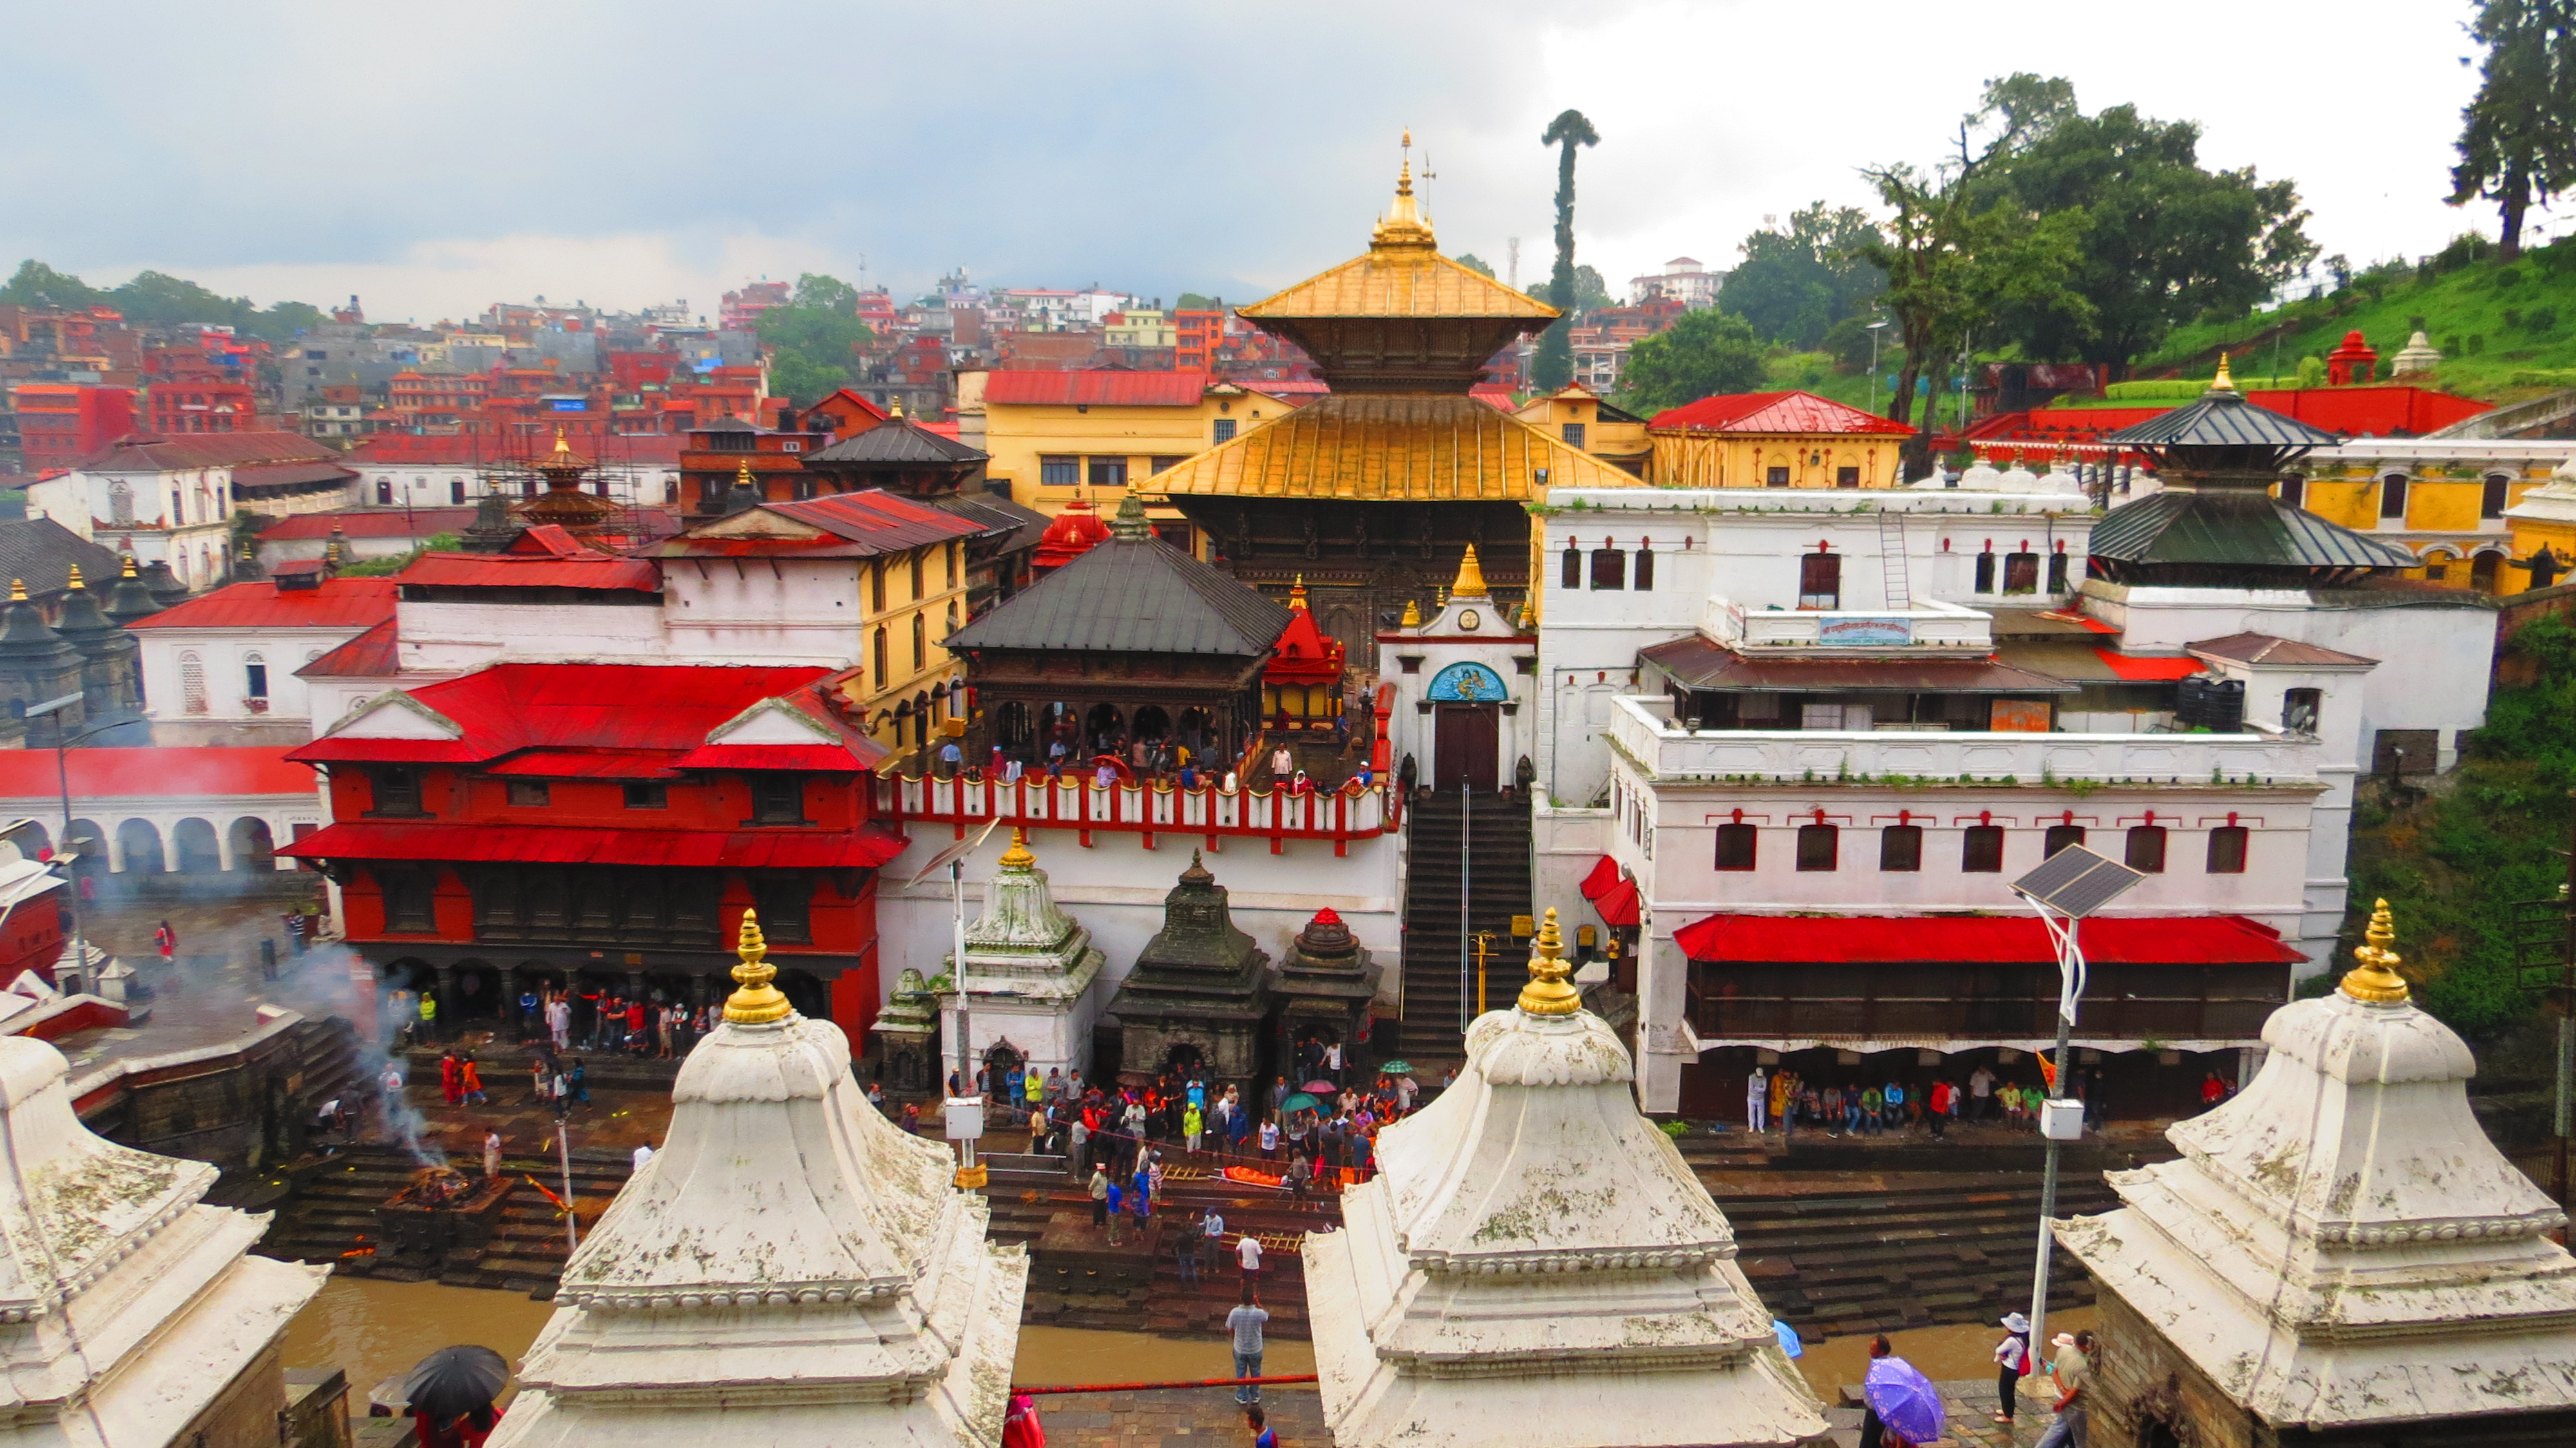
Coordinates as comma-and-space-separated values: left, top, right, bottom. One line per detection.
1240, 150, 1558, 324
1149, 392, 1642, 502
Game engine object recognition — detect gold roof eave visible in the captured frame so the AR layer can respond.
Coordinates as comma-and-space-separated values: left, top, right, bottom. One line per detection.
1152, 394, 1643, 502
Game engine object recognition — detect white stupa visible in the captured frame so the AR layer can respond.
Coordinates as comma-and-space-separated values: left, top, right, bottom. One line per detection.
940, 828, 1104, 1089
491, 910, 1027, 1448
0, 1034, 326, 1446
2056, 900, 2576, 1434
1305, 910, 1828, 1448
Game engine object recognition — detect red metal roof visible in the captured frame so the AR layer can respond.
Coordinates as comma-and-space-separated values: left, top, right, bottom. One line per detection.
1032, 497, 1112, 570
484, 749, 681, 780
1594, 878, 1640, 928
983, 370, 1215, 407
395, 551, 661, 592
344, 434, 684, 466
259, 508, 478, 540
1262, 589, 1344, 685
1672, 913, 2304, 966
672, 743, 870, 773
1578, 855, 1622, 900
125, 577, 397, 631
1469, 384, 1518, 412
0, 746, 317, 801
295, 620, 398, 678
2093, 649, 2208, 681
278, 819, 906, 870
1967, 386, 2492, 446
1649, 391, 1914, 436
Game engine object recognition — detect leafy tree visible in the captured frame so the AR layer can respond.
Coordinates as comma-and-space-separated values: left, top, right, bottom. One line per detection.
1570, 264, 1613, 314
1174, 291, 1222, 310
1969, 74, 2315, 374
755, 272, 875, 406
1618, 308, 1766, 414
2451, 0, 2576, 261
1534, 109, 1600, 392
1451, 254, 1495, 279
0, 260, 104, 309
1719, 202, 1886, 348
337, 533, 464, 578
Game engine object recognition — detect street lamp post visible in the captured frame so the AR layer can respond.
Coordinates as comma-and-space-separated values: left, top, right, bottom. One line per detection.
24, 693, 118, 988
1866, 320, 1891, 419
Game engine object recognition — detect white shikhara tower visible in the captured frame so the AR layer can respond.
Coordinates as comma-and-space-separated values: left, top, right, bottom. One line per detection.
0, 1035, 326, 1448
1304, 910, 1828, 1448
491, 910, 1027, 1448
2056, 900, 2576, 1436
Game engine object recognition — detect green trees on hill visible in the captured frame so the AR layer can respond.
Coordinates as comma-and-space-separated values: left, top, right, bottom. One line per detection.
755, 273, 876, 407
1, 260, 327, 338
1620, 309, 1767, 415
1717, 202, 1884, 352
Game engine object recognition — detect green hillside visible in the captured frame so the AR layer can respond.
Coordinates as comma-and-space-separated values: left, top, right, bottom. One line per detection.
2133, 234, 2576, 403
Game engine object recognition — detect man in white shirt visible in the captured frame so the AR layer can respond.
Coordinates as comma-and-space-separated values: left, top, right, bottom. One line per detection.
1746, 1065, 1769, 1134
1258, 1118, 1280, 1159
632, 1143, 655, 1172
1970, 1065, 1997, 1121
1237, 1229, 1262, 1284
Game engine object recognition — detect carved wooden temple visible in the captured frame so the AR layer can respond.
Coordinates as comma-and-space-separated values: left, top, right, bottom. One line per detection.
1153, 144, 1645, 657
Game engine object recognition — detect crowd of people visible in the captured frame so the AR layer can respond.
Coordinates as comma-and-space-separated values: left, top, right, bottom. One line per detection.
1741, 1059, 2217, 1139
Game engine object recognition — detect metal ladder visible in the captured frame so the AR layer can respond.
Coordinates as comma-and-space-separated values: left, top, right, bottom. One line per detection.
1877, 506, 1911, 609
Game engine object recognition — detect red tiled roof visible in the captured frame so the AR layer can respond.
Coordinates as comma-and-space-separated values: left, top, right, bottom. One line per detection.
1469, 385, 1518, 412
1649, 391, 1914, 436
278, 820, 905, 870
70, 430, 337, 472
259, 508, 477, 540
663, 490, 986, 560
1672, 913, 2304, 966
395, 551, 661, 592
296, 620, 398, 678
2186, 633, 2378, 668
2093, 650, 2208, 681
343, 434, 684, 465
289, 663, 841, 767
983, 370, 1215, 407
0, 746, 317, 801
124, 577, 397, 631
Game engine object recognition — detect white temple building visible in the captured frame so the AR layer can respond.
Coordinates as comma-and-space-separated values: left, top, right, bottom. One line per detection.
2055, 901, 2576, 1444
490, 910, 1027, 1448
1304, 909, 1828, 1448
0, 1034, 326, 1448
938, 828, 1106, 1091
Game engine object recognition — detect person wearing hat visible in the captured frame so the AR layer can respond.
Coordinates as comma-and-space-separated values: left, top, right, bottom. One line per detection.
1993, 1311, 2032, 1424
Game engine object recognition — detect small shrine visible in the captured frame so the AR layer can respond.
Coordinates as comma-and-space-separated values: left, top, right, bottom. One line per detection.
2325, 328, 2380, 386
1029, 490, 1112, 576
939, 828, 1106, 1091
2054, 901, 2576, 1445
1379, 544, 1539, 794
1304, 910, 1830, 1448
2390, 328, 2444, 376
1269, 906, 1383, 1071
492, 911, 1026, 1448
1104, 852, 1273, 1089
1261, 578, 1347, 732
0, 1034, 327, 1445
873, 967, 941, 1094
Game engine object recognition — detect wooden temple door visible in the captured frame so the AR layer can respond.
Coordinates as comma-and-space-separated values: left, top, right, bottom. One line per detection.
1433, 704, 1499, 792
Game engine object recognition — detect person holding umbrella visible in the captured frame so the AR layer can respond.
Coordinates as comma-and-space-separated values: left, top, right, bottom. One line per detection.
402, 1344, 507, 1446
1857, 1334, 1944, 1447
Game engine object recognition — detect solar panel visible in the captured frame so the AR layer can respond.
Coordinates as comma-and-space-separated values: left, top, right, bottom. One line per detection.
2012, 844, 2145, 919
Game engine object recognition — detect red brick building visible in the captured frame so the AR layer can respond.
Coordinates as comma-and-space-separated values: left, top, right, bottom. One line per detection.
281, 662, 904, 1049
10, 384, 137, 470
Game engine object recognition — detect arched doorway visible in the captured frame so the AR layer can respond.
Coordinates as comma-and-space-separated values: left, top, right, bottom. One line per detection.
1084, 703, 1125, 754
227, 817, 275, 873
451, 959, 502, 1025
996, 700, 1033, 750
1133, 705, 1171, 741
172, 819, 221, 876
1177, 707, 1213, 754
2472, 549, 2504, 593
116, 819, 165, 882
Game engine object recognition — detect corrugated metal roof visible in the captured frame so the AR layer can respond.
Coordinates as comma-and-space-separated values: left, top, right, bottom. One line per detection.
1674, 912, 2305, 966
484, 749, 682, 779
71, 431, 336, 472
0, 520, 127, 597
805, 419, 987, 464
1649, 390, 1915, 436
1150, 393, 1642, 500
294, 620, 399, 678
768, 491, 989, 548
945, 523, 1289, 656
671, 743, 869, 773
232, 461, 357, 490
983, 370, 1214, 407
279, 820, 906, 870
395, 551, 662, 592
2101, 388, 2339, 449
2087, 490, 2416, 570
259, 508, 477, 540
344, 434, 684, 466
2186, 632, 2379, 668
0, 745, 317, 801
1640, 634, 2076, 693
290, 663, 838, 765
126, 577, 397, 631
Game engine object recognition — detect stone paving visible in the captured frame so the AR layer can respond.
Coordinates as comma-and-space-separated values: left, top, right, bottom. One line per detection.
1819, 1378, 2063, 1447
1032, 1385, 1325, 1448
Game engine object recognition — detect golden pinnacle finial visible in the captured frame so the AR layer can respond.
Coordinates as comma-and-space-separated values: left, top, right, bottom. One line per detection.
891, 397, 904, 418
1289, 575, 1309, 611
1517, 907, 1582, 1016
1371, 130, 1436, 250
64, 565, 83, 591
999, 826, 1035, 869
1401, 597, 1421, 627
551, 426, 571, 457
1450, 543, 1489, 600
736, 458, 754, 488
120, 554, 138, 580
2213, 352, 2237, 392
2340, 897, 2411, 1004
7, 579, 25, 604
723, 907, 794, 1024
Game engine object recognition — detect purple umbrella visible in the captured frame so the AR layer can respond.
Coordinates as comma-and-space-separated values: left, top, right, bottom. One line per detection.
1863, 1356, 1944, 1445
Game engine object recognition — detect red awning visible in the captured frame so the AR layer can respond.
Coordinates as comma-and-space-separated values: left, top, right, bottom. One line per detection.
1672, 913, 2303, 966
1595, 879, 1641, 928
279, 821, 907, 870
672, 743, 871, 773
2092, 649, 2207, 681
486, 750, 683, 780
1578, 855, 1623, 900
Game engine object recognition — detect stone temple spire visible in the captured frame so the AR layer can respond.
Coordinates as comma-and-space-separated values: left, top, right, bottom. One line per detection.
491, 910, 1026, 1447
1304, 906, 1828, 1448
2055, 899, 2576, 1436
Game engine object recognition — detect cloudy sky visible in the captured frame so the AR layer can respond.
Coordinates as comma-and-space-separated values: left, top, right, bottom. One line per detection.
3, 1, 2497, 323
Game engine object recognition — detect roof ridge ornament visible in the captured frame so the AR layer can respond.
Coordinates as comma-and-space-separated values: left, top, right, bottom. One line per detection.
999, 826, 1035, 870
2340, 896, 2410, 1004
1109, 493, 1151, 541
723, 907, 794, 1024
1370, 130, 1437, 251
1518, 906, 1581, 1016
1450, 543, 1489, 600
2210, 352, 2237, 395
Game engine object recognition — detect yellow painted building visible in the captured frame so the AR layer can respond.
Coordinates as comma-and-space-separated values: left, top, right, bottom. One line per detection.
1513, 384, 1651, 475
2277, 443, 2573, 593
1643, 390, 1913, 489
967, 368, 1293, 553
1101, 309, 1177, 349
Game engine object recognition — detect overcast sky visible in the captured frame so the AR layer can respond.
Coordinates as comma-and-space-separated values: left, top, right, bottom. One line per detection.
1, 1, 2498, 325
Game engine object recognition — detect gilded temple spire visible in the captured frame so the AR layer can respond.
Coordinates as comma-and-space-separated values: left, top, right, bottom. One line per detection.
1517, 907, 1581, 1016
724, 907, 794, 1024
2340, 897, 2410, 1004
1371, 131, 1436, 251
1449, 544, 1489, 600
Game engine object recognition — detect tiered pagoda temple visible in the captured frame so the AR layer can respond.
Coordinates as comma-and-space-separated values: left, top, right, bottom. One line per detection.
1153, 146, 1645, 656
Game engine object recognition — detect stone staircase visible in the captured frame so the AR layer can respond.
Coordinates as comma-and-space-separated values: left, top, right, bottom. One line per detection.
1395, 790, 1531, 1058
254, 1143, 634, 1295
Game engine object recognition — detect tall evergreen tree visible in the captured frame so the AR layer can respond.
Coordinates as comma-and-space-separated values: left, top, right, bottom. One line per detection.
2450, 0, 2576, 261
1533, 109, 1598, 392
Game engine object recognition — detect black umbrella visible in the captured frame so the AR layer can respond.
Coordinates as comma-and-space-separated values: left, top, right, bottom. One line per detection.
402, 1345, 509, 1425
